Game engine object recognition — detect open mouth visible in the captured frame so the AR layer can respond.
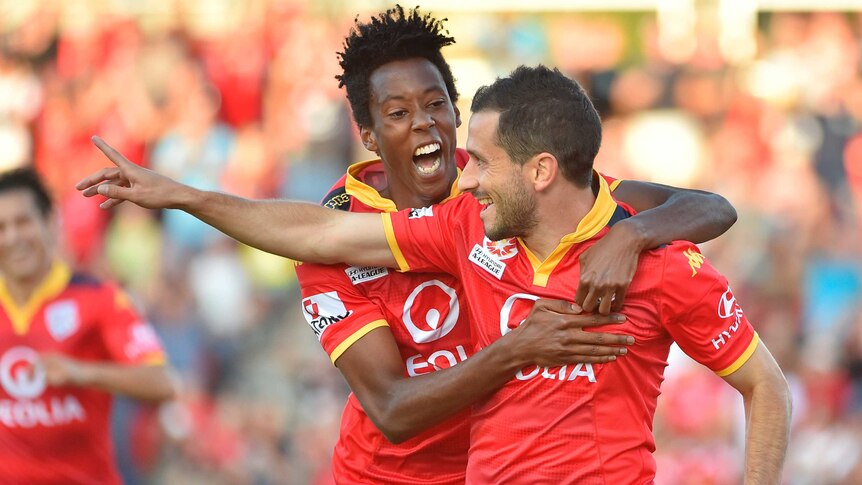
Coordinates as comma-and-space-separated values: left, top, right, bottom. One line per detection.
412, 142, 442, 176
476, 194, 494, 212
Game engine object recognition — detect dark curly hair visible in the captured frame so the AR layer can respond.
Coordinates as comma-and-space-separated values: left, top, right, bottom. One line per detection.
336, 5, 458, 128
0, 167, 53, 217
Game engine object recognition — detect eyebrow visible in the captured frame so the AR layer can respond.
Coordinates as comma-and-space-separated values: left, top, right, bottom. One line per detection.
378, 86, 446, 105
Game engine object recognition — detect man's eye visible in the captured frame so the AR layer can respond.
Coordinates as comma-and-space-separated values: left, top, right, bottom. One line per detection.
389, 110, 407, 119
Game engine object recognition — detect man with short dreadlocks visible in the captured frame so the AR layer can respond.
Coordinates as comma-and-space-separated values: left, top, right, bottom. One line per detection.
291, 6, 738, 484
81, 6, 739, 484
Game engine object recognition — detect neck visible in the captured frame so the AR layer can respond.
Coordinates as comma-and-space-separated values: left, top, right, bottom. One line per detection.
3, 260, 54, 307
383, 184, 440, 211
519, 179, 597, 261
381, 165, 458, 211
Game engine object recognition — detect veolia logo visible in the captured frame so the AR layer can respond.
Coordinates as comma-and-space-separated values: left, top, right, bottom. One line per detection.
402, 280, 460, 343
0, 347, 45, 400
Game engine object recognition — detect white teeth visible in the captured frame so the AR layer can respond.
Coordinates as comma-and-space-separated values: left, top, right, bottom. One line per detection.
413, 142, 441, 157
415, 157, 441, 175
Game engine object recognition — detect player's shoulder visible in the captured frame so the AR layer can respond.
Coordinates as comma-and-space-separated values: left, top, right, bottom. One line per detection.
320, 173, 352, 211
68, 272, 137, 308
68, 272, 110, 291
654, 241, 725, 289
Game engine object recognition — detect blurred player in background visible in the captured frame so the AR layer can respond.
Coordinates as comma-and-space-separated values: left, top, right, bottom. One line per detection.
0, 168, 176, 485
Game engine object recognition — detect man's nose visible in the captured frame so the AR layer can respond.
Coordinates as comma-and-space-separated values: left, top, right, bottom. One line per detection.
412, 110, 436, 131
457, 159, 478, 193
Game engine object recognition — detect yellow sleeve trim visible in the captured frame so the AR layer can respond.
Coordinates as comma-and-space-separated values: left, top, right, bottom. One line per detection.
381, 213, 410, 272
609, 179, 623, 192
715, 332, 760, 377
330, 319, 389, 364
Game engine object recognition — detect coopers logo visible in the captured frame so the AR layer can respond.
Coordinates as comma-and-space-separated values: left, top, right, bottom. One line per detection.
302, 292, 354, 339
402, 280, 460, 343
0, 347, 87, 428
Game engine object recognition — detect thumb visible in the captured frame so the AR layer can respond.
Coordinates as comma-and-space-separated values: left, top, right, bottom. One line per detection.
92, 136, 135, 169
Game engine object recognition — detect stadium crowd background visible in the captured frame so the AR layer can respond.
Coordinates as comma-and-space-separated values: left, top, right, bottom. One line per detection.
1, 0, 861, 483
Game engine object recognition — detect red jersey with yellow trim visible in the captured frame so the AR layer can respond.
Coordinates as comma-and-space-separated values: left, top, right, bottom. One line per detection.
0, 262, 166, 485
382, 174, 758, 484
295, 149, 474, 484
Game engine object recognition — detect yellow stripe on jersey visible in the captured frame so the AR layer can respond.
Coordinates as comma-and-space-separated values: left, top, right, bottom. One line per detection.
518, 173, 618, 287
715, 332, 760, 377
381, 213, 410, 272
0, 261, 71, 335
608, 178, 623, 192
330, 319, 390, 364
345, 160, 398, 213
442, 168, 463, 202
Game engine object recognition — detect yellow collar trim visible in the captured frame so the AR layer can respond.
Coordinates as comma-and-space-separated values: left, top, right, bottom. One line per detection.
0, 261, 72, 335
344, 159, 462, 213
518, 173, 618, 287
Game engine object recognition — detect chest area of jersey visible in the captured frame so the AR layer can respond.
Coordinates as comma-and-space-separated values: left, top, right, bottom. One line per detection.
346, 267, 471, 346
0, 296, 98, 350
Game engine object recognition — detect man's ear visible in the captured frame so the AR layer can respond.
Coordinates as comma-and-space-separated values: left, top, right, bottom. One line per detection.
359, 125, 379, 154
527, 152, 559, 192
455, 105, 462, 128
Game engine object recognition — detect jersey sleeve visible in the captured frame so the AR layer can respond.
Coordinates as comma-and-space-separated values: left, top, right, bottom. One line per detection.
295, 261, 389, 364
99, 284, 167, 365
380, 197, 463, 276
659, 243, 759, 377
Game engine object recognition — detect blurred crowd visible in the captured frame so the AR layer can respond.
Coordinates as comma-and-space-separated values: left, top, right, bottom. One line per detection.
1, 1, 860, 483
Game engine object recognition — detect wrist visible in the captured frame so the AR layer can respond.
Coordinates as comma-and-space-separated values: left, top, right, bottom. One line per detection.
69, 361, 94, 387
172, 184, 203, 211
495, 327, 532, 371
614, 218, 652, 252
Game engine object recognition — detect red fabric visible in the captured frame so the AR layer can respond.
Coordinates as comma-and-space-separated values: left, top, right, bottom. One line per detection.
385, 177, 757, 484
294, 150, 471, 484
0, 264, 166, 484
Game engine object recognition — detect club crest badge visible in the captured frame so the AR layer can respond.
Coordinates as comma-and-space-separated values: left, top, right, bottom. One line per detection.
45, 300, 80, 342
483, 237, 518, 260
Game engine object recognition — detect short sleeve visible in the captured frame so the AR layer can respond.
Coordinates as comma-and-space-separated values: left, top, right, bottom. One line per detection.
381, 196, 465, 276
295, 261, 389, 364
660, 243, 759, 376
99, 285, 166, 365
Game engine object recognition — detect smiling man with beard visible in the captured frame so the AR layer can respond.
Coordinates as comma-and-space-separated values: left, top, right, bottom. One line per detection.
78, 7, 748, 484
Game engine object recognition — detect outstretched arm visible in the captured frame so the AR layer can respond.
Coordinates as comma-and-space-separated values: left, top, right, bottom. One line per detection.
337, 300, 632, 443
576, 179, 737, 313
40, 353, 178, 402
78, 137, 396, 267
722, 342, 791, 484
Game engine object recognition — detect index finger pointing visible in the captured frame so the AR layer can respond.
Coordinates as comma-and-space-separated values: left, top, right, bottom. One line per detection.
91, 136, 134, 169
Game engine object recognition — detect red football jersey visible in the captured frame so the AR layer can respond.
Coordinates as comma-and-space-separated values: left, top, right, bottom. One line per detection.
296, 149, 475, 484
0, 262, 166, 485
382, 174, 758, 484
